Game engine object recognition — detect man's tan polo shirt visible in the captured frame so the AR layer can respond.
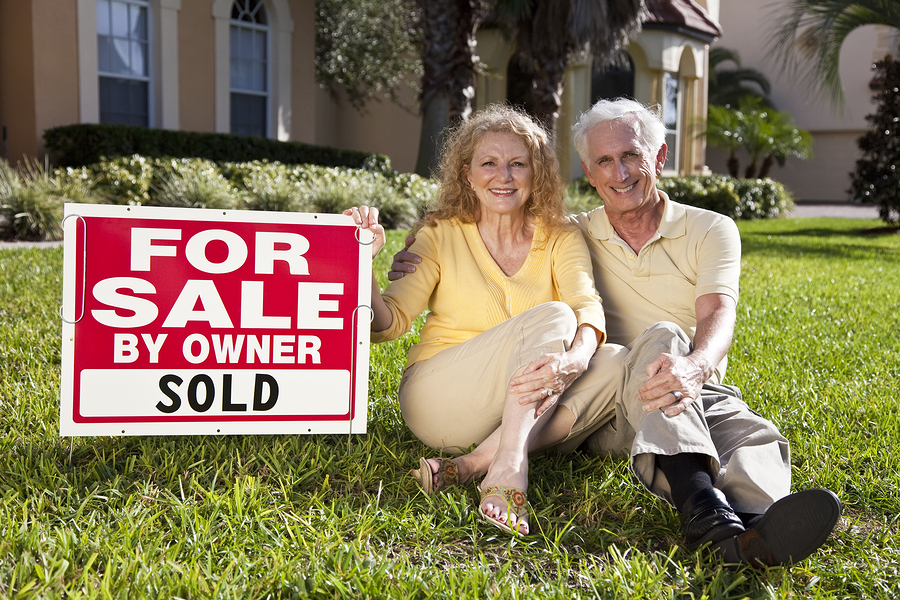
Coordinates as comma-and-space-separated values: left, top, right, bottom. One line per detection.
570, 191, 741, 382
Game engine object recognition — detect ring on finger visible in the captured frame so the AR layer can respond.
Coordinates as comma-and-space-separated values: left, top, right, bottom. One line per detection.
672, 391, 682, 401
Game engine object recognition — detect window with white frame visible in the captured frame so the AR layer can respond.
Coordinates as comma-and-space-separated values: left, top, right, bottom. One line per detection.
97, 0, 151, 126
230, 0, 269, 137
663, 72, 680, 172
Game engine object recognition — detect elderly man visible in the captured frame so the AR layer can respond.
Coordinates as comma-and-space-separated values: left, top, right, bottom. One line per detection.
389, 98, 840, 567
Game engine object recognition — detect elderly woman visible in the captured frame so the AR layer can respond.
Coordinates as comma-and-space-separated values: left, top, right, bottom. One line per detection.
346, 105, 624, 535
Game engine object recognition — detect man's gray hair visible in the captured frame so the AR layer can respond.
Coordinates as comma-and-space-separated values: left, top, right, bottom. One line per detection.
572, 98, 666, 163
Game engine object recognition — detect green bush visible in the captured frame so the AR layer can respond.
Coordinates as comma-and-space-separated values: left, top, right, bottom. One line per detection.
730, 177, 795, 219
0, 159, 97, 241
567, 174, 794, 220
849, 55, 900, 226
43, 123, 393, 172
658, 175, 741, 216
148, 158, 240, 210
0, 156, 439, 240
65, 155, 154, 205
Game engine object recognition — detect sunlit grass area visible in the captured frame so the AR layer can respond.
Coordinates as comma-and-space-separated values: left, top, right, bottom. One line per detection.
1, 218, 899, 598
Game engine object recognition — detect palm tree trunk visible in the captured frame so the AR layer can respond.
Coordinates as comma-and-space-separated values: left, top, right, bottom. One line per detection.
529, 57, 568, 133
727, 153, 740, 178
758, 154, 776, 178
414, 0, 486, 177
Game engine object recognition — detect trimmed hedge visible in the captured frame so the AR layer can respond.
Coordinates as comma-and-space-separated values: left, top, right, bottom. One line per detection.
43, 123, 392, 172
567, 174, 795, 220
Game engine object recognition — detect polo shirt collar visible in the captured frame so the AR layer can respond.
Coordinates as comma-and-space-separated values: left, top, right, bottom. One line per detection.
585, 190, 686, 241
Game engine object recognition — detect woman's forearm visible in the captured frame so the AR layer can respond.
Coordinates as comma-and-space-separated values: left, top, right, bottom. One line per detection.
370, 276, 393, 332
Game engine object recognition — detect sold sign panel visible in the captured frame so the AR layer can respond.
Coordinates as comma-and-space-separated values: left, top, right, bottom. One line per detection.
60, 203, 372, 436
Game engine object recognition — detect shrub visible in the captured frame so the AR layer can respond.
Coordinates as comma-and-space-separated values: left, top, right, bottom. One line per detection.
849, 55, 900, 226
294, 166, 422, 230
0, 159, 97, 241
66, 155, 154, 205
43, 123, 393, 172
658, 175, 741, 216
566, 174, 794, 220
148, 158, 240, 210
730, 177, 794, 220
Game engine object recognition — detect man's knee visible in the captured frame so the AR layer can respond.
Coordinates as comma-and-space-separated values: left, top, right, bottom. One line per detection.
625, 321, 692, 369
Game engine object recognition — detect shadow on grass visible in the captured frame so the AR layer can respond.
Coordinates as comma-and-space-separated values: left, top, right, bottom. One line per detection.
741, 226, 900, 261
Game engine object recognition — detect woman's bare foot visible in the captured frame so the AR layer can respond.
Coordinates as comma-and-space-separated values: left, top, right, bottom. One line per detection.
478, 460, 529, 534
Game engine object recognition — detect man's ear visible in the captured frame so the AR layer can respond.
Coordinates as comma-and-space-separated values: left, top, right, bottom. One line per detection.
580, 161, 595, 186
655, 144, 668, 174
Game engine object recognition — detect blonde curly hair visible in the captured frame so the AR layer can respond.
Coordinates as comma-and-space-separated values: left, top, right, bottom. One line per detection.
416, 104, 568, 232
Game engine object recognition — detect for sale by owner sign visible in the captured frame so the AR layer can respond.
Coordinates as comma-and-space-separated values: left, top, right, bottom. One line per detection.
60, 203, 372, 436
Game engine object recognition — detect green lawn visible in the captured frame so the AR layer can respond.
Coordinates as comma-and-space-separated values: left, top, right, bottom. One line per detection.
1, 217, 899, 599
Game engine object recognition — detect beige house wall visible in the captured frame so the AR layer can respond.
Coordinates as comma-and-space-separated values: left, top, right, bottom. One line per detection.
0, 0, 80, 162
315, 85, 421, 174
0, 0, 38, 163
178, 1, 216, 133
711, 0, 898, 200
289, 0, 316, 144
32, 0, 81, 156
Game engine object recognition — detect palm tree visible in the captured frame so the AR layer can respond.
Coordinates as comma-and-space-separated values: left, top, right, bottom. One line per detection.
414, 0, 491, 176
708, 47, 773, 108
770, 0, 900, 106
499, 0, 645, 132
413, 0, 646, 176
705, 98, 812, 178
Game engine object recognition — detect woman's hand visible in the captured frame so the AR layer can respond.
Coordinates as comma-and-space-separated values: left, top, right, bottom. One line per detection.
343, 206, 386, 258
343, 206, 392, 331
508, 324, 599, 417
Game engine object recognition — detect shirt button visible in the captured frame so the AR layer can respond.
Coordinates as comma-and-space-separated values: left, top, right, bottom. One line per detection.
629, 254, 635, 259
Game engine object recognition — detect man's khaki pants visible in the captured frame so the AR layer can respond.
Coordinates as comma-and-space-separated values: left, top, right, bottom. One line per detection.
585, 321, 791, 515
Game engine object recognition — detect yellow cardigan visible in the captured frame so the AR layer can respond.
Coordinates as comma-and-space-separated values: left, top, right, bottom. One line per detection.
371, 217, 607, 367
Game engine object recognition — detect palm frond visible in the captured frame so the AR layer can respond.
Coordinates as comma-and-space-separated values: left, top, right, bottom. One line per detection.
768, 0, 900, 107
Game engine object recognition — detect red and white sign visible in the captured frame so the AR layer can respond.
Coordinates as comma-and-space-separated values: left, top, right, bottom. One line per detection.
60, 203, 372, 436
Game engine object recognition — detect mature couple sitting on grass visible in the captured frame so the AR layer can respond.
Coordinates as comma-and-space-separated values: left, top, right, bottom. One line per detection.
344, 98, 840, 568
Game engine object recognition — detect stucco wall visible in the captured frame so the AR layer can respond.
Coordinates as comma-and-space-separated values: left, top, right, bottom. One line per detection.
33, 0, 80, 156
711, 0, 894, 200
315, 86, 422, 174
289, 0, 316, 143
0, 0, 37, 163
178, 1, 216, 133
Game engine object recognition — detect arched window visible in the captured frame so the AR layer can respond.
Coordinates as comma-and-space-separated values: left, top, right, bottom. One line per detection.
230, 0, 269, 137
97, 0, 151, 126
590, 54, 635, 104
663, 71, 680, 172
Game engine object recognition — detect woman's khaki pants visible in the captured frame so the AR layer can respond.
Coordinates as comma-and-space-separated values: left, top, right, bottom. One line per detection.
399, 302, 628, 454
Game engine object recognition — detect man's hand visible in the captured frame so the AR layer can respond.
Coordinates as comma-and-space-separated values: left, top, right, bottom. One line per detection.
637, 352, 711, 416
388, 235, 420, 281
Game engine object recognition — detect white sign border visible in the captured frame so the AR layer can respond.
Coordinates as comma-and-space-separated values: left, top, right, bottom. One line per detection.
60, 203, 372, 437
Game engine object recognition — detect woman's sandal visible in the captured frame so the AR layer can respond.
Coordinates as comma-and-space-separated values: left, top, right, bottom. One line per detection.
410, 457, 460, 494
478, 485, 529, 535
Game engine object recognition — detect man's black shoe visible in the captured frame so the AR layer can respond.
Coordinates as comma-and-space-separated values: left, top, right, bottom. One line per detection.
682, 487, 746, 551
712, 489, 841, 567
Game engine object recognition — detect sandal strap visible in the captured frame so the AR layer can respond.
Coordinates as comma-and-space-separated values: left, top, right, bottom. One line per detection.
434, 458, 460, 489
479, 485, 528, 519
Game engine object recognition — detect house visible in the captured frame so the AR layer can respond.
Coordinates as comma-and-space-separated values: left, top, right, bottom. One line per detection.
0, 0, 318, 163
1, 0, 722, 183
709, 0, 898, 202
